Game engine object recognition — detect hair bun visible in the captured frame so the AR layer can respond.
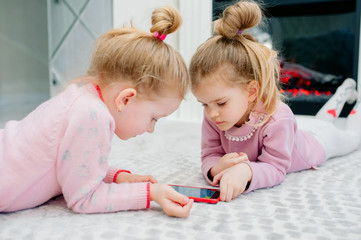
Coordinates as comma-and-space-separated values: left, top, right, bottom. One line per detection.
214, 0, 262, 38
150, 6, 182, 35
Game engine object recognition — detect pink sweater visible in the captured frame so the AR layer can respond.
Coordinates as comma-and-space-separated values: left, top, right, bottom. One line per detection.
201, 101, 326, 193
0, 84, 149, 213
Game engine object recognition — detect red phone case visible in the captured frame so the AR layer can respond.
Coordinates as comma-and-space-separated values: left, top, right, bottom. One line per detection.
169, 184, 220, 204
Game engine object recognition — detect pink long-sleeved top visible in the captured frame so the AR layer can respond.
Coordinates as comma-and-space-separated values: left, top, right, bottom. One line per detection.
201, 101, 326, 193
0, 84, 149, 213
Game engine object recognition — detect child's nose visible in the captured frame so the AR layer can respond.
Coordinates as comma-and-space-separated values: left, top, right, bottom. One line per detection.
208, 108, 219, 118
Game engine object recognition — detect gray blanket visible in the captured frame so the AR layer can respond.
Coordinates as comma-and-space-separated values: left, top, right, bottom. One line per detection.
1, 120, 361, 239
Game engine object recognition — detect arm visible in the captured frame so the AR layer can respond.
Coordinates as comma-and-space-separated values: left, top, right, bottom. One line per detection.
103, 169, 192, 217
201, 114, 248, 184
213, 117, 296, 200
56, 100, 149, 213
150, 184, 193, 218
104, 167, 158, 184
244, 117, 296, 193
200, 114, 225, 184
104, 169, 192, 217
57, 99, 191, 217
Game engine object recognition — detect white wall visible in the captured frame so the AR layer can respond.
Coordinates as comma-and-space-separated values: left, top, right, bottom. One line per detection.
113, 0, 212, 122
176, 0, 212, 122
113, 0, 179, 53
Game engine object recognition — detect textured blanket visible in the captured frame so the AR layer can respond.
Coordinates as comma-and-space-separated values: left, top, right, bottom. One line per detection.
1, 119, 361, 239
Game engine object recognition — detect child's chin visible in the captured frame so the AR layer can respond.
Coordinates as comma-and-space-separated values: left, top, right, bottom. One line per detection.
217, 124, 231, 131
116, 134, 132, 140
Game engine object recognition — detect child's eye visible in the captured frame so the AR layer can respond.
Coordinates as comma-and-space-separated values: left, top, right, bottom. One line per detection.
217, 102, 226, 106
202, 103, 208, 107
152, 118, 158, 122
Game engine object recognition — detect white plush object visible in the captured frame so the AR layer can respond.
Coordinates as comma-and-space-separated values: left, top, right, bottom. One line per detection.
1, 119, 361, 239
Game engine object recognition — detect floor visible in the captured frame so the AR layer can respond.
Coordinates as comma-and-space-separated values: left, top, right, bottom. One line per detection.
1, 119, 361, 239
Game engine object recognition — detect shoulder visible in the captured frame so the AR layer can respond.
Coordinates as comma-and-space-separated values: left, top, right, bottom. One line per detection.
268, 101, 296, 123
261, 101, 297, 135
64, 84, 114, 129
202, 111, 220, 133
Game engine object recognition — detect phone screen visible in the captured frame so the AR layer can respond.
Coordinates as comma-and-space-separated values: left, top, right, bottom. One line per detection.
170, 185, 220, 200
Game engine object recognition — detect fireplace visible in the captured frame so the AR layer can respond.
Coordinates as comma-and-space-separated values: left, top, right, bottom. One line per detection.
213, 0, 361, 116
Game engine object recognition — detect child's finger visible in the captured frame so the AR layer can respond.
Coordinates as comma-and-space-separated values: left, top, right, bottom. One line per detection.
219, 179, 228, 201
225, 186, 233, 202
134, 175, 150, 183
237, 187, 245, 197
182, 198, 193, 216
147, 175, 158, 183
179, 199, 193, 217
168, 187, 190, 205
231, 155, 248, 165
168, 199, 193, 218
233, 186, 240, 200
212, 170, 224, 185
227, 152, 241, 158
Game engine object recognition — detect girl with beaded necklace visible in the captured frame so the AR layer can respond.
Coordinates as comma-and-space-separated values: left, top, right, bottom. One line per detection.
0, 6, 193, 217
189, 0, 361, 202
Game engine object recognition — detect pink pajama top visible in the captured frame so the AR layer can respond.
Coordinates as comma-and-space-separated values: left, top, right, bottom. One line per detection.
201, 101, 327, 193
0, 84, 149, 213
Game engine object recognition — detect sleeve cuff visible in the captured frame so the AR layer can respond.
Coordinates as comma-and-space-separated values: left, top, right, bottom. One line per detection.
146, 182, 150, 208
207, 169, 214, 182
113, 169, 131, 183
103, 167, 118, 183
133, 182, 150, 209
103, 167, 131, 183
242, 161, 255, 193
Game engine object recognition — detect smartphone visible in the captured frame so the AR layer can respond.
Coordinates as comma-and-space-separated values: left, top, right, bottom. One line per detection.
169, 184, 220, 204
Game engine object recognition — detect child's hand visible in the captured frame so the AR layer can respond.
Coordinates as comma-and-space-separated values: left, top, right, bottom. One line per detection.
115, 172, 158, 184
150, 184, 193, 218
210, 152, 249, 178
213, 163, 252, 202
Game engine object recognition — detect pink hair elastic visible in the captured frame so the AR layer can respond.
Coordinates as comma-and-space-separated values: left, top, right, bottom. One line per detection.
153, 32, 167, 41
238, 30, 243, 34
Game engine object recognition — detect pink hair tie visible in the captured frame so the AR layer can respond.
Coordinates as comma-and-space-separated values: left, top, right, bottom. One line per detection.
238, 30, 243, 34
153, 32, 167, 41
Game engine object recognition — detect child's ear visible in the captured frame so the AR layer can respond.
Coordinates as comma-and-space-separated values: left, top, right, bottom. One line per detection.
115, 88, 137, 112
247, 80, 259, 102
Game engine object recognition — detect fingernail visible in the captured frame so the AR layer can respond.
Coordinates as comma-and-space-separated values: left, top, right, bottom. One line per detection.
184, 197, 189, 203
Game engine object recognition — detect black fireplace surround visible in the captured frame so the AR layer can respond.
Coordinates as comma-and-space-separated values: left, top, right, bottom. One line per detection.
213, 0, 361, 116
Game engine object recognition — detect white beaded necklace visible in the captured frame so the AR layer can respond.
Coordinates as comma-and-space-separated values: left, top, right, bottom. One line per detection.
225, 114, 265, 142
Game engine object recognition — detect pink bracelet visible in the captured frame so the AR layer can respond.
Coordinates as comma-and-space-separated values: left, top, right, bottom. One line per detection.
146, 182, 150, 208
113, 169, 131, 183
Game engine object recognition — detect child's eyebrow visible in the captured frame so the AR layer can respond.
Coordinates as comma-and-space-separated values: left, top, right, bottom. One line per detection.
197, 97, 226, 104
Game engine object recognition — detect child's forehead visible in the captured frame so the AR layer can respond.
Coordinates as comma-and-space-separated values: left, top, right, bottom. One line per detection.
207, 63, 239, 81
199, 63, 250, 90
195, 77, 236, 98
193, 82, 241, 104
199, 71, 236, 89
201, 75, 226, 86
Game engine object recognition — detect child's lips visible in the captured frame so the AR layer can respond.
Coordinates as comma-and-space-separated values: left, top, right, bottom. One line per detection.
215, 121, 225, 125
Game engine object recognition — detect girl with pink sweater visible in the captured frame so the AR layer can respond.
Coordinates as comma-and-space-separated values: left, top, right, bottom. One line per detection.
189, 0, 361, 202
0, 6, 193, 217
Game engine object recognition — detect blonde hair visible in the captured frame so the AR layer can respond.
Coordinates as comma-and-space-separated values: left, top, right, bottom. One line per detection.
86, 6, 190, 99
189, 0, 281, 121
